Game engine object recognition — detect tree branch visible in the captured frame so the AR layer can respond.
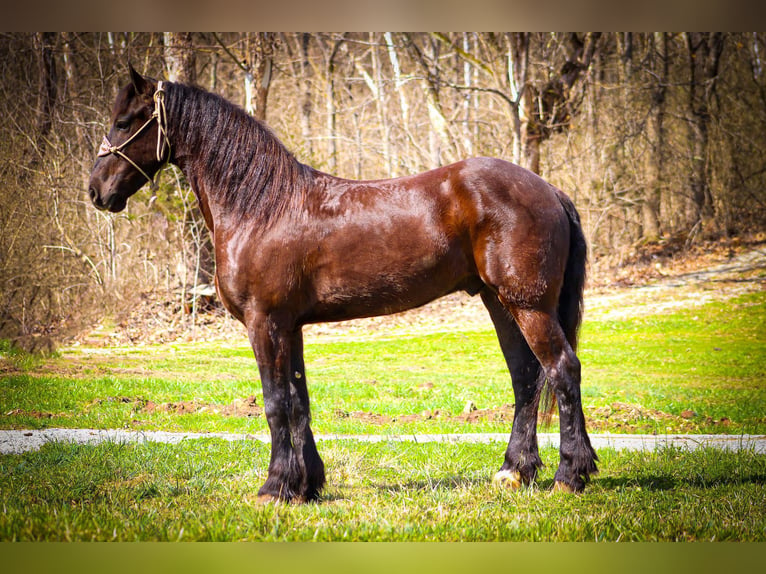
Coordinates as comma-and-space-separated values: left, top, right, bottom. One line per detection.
212, 32, 250, 75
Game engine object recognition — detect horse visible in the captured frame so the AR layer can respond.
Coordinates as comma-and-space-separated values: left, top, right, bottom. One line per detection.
88, 66, 597, 503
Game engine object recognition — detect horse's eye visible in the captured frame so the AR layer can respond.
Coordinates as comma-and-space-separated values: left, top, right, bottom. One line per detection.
115, 119, 131, 131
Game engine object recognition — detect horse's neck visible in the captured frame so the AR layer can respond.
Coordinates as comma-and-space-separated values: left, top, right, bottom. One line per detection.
166, 86, 313, 233
169, 150, 218, 233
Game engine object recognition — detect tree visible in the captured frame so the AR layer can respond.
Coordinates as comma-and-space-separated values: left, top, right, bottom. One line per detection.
521, 33, 601, 174
685, 32, 725, 236
642, 32, 669, 241
163, 32, 196, 84
403, 33, 457, 167
31, 32, 58, 168
245, 33, 275, 120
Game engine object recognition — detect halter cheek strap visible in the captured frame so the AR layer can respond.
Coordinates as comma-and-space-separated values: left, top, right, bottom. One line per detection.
98, 81, 171, 191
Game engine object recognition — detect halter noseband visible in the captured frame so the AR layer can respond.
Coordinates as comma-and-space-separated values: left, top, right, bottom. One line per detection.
97, 81, 171, 191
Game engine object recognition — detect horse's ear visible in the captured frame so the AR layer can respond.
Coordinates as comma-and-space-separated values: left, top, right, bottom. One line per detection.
128, 63, 151, 95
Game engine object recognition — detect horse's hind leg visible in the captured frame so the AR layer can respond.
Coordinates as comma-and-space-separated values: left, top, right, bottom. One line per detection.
480, 289, 545, 488
507, 305, 597, 492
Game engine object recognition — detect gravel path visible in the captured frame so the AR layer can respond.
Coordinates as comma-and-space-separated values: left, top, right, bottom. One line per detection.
1, 428, 764, 455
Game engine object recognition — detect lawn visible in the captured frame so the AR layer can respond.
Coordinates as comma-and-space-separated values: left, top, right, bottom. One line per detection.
1, 440, 764, 541
1, 292, 764, 435
0, 291, 764, 541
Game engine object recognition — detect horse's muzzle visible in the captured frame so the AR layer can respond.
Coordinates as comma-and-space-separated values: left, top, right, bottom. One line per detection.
88, 184, 125, 212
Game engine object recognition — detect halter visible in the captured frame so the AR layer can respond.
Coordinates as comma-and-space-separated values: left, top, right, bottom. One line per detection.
97, 81, 171, 191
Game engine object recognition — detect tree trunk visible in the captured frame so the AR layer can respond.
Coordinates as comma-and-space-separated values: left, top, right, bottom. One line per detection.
519, 34, 540, 175
31, 32, 58, 167
519, 33, 600, 175
163, 32, 196, 84
642, 32, 667, 241
370, 33, 394, 176
686, 32, 724, 235
320, 34, 345, 173
461, 32, 474, 157
506, 33, 529, 166
385, 32, 415, 173
245, 33, 274, 121
404, 33, 455, 168
299, 33, 312, 156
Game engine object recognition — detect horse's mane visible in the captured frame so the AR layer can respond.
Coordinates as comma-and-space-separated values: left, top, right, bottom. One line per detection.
164, 82, 313, 221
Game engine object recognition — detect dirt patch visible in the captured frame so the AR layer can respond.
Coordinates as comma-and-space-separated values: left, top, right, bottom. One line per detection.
3, 396, 263, 422
0, 363, 23, 377
142, 395, 262, 418
3, 409, 70, 420
585, 402, 732, 433
334, 403, 517, 425
329, 400, 737, 432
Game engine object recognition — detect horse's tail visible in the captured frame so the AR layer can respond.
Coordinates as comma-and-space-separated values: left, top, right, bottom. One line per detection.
538, 190, 587, 425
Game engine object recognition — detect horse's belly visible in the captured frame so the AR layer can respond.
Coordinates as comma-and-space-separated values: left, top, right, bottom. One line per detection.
304, 250, 478, 323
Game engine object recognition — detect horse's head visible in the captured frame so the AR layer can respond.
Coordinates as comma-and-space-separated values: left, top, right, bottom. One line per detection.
88, 65, 169, 212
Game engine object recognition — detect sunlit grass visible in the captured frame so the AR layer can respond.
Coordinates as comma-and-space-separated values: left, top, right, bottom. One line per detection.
2, 292, 765, 541
1, 439, 763, 541
1, 292, 764, 435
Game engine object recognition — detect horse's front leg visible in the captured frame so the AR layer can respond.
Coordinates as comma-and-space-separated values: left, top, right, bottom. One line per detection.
248, 313, 324, 503
249, 315, 295, 502
287, 329, 325, 501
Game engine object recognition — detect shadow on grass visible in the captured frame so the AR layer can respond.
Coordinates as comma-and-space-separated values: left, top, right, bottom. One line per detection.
324, 467, 766, 502
591, 471, 766, 492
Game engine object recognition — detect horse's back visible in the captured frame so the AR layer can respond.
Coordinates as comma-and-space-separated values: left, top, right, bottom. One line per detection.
453, 157, 566, 214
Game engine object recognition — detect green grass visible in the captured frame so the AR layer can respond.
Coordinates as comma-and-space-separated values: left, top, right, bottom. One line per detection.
1, 292, 765, 541
1, 439, 763, 541
1, 292, 764, 435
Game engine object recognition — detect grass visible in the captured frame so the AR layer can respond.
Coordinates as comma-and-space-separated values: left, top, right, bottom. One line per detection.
1, 439, 763, 541
1, 291, 764, 435
1, 291, 765, 541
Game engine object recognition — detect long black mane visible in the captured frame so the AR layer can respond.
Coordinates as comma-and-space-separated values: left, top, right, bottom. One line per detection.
164, 82, 314, 221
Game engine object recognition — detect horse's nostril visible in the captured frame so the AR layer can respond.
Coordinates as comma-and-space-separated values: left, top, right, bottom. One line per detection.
89, 187, 105, 209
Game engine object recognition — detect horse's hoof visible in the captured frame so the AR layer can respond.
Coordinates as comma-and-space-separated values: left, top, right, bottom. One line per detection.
552, 481, 575, 494
256, 493, 281, 504
493, 469, 523, 490
256, 492, 311, 505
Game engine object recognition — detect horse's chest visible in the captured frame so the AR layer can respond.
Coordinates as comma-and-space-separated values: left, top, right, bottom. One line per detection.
214, 235, 306, 320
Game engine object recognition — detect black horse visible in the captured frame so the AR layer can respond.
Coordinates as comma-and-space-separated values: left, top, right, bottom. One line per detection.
88, 66, 597, 503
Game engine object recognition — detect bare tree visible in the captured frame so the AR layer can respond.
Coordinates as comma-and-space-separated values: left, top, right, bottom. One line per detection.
30, 32, 58, 168
163, 32, 196, 83
685, 32, 725, 236
403, 33, 456, 167
642, 32, 669, 241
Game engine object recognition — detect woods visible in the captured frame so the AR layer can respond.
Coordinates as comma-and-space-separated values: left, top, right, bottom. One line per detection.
1, 32, 765, 347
